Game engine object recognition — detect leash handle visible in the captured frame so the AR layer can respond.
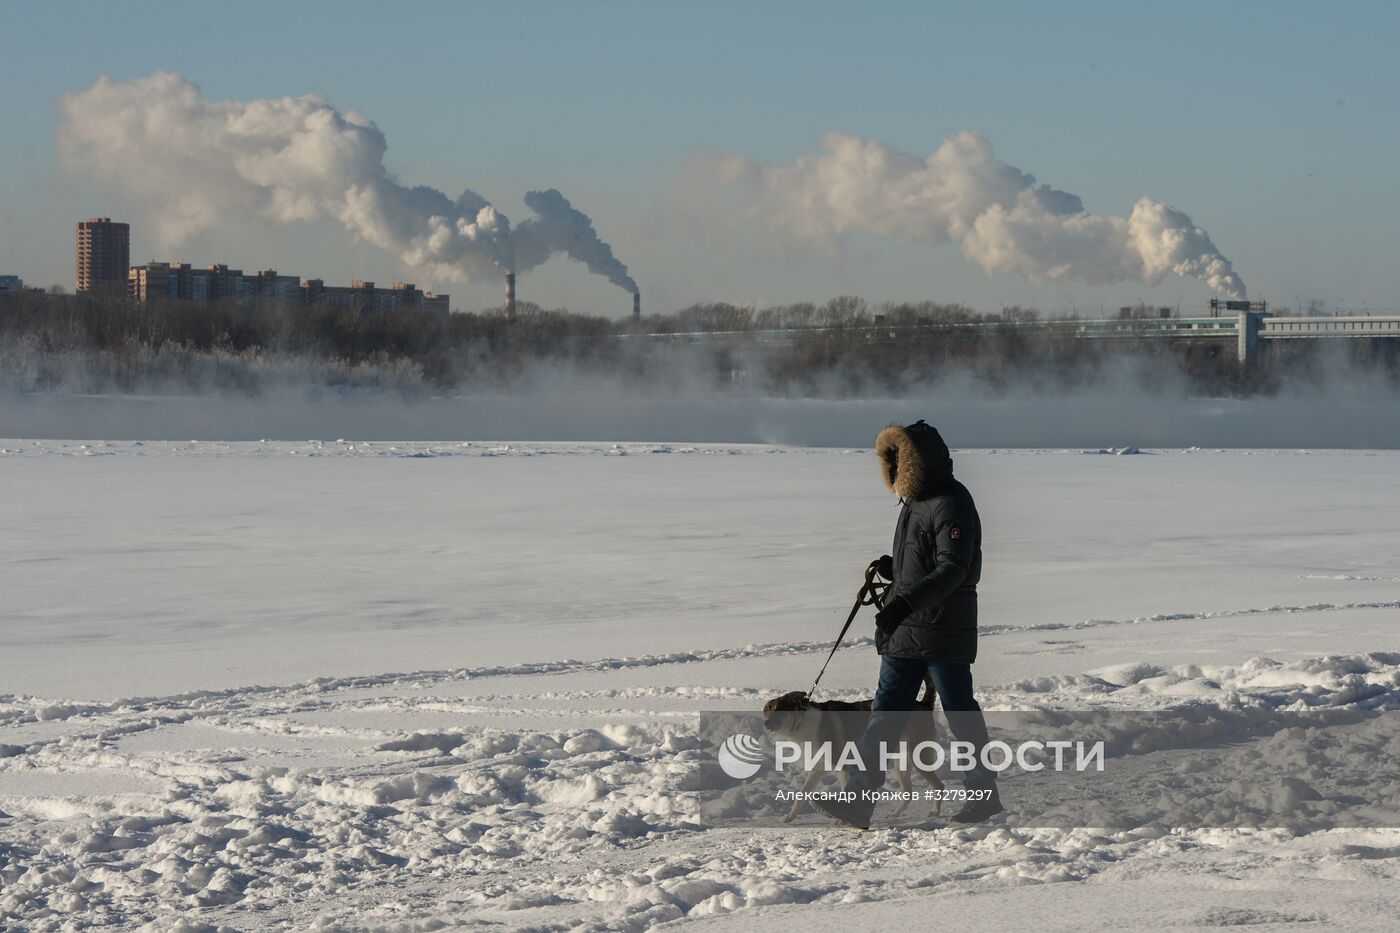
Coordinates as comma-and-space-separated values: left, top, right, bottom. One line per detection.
807, 559, 890, 700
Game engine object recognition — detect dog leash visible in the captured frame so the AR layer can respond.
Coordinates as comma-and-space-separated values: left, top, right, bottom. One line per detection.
805, 558, 890, 702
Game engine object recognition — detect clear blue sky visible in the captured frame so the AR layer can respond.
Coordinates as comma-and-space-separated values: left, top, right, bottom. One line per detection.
2, 0, 1396, 316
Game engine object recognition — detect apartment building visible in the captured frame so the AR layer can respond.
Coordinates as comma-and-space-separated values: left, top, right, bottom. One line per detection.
302, 279, 449, 313
127, 264, 447, 312
76, 218, 130, 293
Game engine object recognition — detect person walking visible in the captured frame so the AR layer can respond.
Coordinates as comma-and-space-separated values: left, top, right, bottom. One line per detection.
816, 419, 1002, 828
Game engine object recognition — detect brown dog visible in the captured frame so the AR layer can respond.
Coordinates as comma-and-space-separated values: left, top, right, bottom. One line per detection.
762, 678, 945, 823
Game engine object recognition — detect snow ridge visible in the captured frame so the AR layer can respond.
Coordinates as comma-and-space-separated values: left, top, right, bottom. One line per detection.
2, 652, 1398, 929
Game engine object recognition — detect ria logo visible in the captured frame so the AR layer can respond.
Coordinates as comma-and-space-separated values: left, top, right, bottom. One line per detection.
718, 733, 765, 780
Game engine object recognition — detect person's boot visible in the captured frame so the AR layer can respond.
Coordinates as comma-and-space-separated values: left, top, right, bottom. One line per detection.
813, 795, 875, 830
950, 787, 1003, 824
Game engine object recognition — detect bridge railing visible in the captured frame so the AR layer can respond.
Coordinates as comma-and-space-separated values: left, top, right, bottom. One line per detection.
1261, 316, 1400, 339
636, 316, 1243, 343
630, 314, 1400, 356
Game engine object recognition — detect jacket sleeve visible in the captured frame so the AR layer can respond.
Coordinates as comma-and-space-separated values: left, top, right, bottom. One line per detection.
903, 501, 976, 614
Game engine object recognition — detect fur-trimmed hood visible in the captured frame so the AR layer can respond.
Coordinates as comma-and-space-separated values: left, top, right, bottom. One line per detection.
876, 420, 954, 499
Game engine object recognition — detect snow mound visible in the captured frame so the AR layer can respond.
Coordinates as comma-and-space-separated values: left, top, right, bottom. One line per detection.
2, 651, 1398, 928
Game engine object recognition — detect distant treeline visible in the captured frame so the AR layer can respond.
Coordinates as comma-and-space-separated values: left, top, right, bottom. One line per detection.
1, 290, 1394, 397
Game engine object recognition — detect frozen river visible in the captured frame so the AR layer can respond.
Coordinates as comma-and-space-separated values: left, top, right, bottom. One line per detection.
1, 441, 1397, 929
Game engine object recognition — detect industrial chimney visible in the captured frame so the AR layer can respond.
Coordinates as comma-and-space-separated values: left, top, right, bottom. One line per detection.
632, 291, 641, 322
505, 272, 516, 314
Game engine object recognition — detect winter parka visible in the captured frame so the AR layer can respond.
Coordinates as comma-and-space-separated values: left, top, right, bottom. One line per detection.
875, 421, 982, 663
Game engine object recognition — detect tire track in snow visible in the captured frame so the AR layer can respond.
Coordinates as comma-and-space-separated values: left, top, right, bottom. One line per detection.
4, 599, 1398, 725
981, 599, 1400, 637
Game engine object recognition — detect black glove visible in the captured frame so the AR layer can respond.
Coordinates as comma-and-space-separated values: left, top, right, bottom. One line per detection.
874, 554, 893, 581
875, 596, 912, 634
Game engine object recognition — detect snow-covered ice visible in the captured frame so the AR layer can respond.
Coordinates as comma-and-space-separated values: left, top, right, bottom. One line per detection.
1, 441, 1397, 930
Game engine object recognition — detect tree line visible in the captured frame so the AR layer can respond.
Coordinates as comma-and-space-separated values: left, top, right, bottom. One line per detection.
1, 290, 1394, 396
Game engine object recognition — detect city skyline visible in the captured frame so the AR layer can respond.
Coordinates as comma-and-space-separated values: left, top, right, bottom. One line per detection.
3, 1, 1398, 317
63, 215, 453, 312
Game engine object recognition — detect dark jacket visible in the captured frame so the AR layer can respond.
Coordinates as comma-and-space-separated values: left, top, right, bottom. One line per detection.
874, 421, 982, 663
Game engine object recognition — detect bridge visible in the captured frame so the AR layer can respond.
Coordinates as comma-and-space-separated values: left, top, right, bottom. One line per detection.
1209, 312, 1400, 362
635, 311, 1400, 363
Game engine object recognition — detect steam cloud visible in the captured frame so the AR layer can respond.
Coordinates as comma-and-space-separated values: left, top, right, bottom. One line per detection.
58, 72, 637, 293
708, 131, 1246, 299
515, 190, 639, 294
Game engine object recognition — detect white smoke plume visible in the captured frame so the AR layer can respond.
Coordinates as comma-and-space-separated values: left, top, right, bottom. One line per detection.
58, 72, 636, 293
709, 131, 1246, 299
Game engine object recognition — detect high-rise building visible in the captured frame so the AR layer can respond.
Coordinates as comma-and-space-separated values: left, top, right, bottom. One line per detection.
76, 218, 130, 294
0, 275, 23, 297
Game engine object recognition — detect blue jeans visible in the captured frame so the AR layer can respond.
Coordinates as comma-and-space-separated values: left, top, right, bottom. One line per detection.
853, 656, 997, 792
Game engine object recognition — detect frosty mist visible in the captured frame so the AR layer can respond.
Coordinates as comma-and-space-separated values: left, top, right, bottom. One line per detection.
58, 72, 637, 294
704, 131, 1246, 299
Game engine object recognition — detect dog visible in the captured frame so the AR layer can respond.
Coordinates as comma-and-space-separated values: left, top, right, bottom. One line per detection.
762, 677, 945, 823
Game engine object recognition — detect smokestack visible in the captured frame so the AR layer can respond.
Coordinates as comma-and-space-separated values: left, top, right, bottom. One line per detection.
632, 291, 640, 321
505, 272, 516, 314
